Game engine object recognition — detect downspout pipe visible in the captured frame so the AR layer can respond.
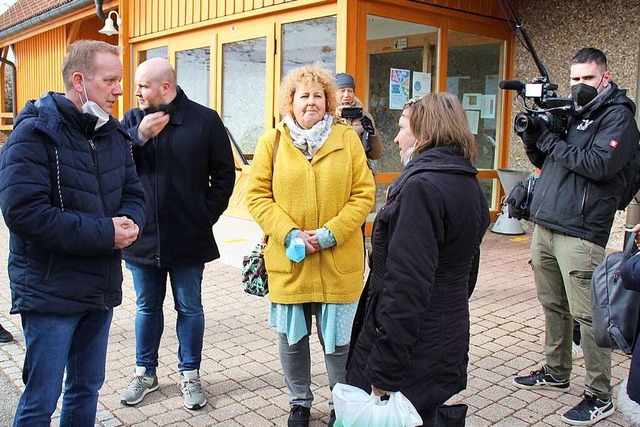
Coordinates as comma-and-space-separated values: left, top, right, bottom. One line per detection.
0, 0, 95, 41
0, 53, 17, 119
95, 0, 107, 20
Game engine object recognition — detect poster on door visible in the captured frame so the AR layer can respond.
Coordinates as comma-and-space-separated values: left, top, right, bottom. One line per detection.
389, 68, 411, 110
412, 72, 431, 98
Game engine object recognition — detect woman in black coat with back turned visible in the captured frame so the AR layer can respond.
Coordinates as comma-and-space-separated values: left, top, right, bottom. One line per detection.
346, 93, 489, 426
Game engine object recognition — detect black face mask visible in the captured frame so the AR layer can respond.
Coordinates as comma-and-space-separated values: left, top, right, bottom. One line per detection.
571, 83, 599, 107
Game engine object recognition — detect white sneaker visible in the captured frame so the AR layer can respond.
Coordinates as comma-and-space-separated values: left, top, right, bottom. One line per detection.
180, 369, 206, 410
572, 342, 583, 360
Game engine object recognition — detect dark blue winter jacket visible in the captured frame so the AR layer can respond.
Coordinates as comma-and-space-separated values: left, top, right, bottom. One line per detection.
0, 93, 146, 314
122, 87, 235, 267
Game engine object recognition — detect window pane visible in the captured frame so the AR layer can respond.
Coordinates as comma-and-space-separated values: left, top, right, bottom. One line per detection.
222, 38, 267, 154
2, 63, 13, 131
176, 47, 210, 107
138, 46, 168, 64
479, 178, 496, 209
447, 31, 504, 171
447, 31, 504, 205
282, 16, 336, 77
367, 16, 439, 174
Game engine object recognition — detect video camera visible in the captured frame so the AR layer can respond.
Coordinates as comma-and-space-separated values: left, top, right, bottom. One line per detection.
500, 78, 573, 135
499, 0, 574, 136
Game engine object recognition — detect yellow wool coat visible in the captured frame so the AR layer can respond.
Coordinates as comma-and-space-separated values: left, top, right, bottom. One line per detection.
247, 121, 376, 304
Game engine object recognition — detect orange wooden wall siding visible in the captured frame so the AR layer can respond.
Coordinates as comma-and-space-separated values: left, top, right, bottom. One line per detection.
14, 27, 66, 105
409, 0, 517, 19
128, 0, 514, 38
13, 19, 116, 114
129, 0, 299, 37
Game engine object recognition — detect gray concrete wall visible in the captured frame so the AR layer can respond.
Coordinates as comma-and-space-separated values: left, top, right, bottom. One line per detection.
508, 0, 640, 248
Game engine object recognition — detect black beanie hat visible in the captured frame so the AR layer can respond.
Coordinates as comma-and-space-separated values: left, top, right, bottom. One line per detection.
335, 73, 356, 89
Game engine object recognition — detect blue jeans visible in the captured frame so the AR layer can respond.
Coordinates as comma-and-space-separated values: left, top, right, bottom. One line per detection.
126, 262, 205, 372
13, 309, 113, 427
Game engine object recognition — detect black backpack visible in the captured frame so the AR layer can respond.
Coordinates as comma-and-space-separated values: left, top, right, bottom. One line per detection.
506, 175, 537, 220
618, 143, 640, 210
591, 232, 640, 354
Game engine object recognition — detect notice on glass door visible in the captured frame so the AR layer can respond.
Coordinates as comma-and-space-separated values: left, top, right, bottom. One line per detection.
389, 68, 411, 110
412, 72, 431, 97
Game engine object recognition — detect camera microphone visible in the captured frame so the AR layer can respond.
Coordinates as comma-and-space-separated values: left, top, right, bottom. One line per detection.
499, 80, 526, 91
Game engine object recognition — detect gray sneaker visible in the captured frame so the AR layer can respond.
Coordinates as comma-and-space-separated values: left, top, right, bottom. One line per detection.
180, 369, 206, 410
120, 366, 159, 406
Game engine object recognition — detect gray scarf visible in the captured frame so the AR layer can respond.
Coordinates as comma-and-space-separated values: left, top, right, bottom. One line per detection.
284, 114, 333, 160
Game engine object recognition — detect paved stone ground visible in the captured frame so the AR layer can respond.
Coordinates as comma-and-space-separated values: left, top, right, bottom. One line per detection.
0, 218, 633, 426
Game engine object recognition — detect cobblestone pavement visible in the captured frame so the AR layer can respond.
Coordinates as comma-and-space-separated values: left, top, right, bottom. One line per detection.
0, 217, 632, 426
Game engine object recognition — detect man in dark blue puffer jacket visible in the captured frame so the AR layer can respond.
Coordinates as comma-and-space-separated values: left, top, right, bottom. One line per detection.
0, 40, 146, 426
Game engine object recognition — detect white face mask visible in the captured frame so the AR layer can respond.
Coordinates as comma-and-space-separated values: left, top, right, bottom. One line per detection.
78, 74, 109, 130
401, 141, 418, 166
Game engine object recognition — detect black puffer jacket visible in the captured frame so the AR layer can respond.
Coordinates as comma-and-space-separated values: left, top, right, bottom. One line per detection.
346, 146, 489, 413
0, 93, 146, 314
525, 82, 639, 247
122, 88, 235, 267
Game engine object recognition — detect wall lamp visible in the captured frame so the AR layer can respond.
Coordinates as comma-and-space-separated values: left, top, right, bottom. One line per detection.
95, 0, 120, 36
99, 10, 121, 36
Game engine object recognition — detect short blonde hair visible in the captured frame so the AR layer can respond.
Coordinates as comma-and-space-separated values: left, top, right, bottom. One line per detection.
62, 40, 121, 91
405, 93, 477, 163
278, 64, 338, 118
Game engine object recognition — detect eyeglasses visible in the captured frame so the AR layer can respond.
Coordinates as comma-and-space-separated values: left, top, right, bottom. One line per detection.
403, 96, 424, 108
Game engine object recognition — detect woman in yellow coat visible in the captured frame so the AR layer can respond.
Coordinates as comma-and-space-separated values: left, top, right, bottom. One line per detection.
247, 64, 375, 427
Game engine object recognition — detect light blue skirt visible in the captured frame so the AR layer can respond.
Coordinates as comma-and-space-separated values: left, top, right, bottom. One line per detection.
269, 301, 358, 354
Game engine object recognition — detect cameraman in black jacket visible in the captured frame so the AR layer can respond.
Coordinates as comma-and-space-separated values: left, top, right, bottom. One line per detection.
513, 48, 639, 426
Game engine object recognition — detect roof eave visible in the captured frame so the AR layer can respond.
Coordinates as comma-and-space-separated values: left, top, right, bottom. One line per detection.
0, 0, 94, 46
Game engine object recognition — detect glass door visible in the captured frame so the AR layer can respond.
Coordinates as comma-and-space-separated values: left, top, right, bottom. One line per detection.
446, 30, 506, 203
217, 27, 275, 157
366, 16, 439, 174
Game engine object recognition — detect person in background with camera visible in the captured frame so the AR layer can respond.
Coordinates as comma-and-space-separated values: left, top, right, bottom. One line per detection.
334, 72, 384, 161
247, 64, 375, 427
119, 58, 235, 410
512, 47, 640, 426
346, 93, 489, 426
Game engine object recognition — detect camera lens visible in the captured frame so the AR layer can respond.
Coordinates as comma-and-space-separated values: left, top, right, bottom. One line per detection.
514, 113, 532, 134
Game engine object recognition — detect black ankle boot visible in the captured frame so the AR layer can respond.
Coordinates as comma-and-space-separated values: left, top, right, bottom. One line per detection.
288, 405, 310, 427
0, 324, 13, 343
435, 404, 467, 427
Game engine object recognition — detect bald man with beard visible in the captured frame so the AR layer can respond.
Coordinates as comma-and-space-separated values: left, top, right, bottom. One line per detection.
119, 58, 235, 410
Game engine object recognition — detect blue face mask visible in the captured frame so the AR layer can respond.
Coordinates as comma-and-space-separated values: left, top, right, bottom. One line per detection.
286, 237, 306, 263
78, 74, 109, 130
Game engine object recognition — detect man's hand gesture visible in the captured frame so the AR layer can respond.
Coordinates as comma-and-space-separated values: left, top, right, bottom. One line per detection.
112, 216, 140, 249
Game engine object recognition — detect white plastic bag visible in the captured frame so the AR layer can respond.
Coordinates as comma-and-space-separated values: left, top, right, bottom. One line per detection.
332, 383, 423, 427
